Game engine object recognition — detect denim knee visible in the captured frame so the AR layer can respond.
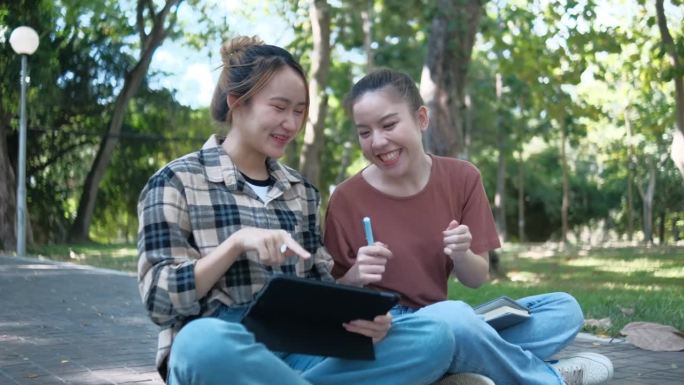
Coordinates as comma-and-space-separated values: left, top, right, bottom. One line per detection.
169, 317, 251, 372
419, 316, 455, 360
550, 292, 584, 332
424, 301, 490, 352
395, 314, 456, 371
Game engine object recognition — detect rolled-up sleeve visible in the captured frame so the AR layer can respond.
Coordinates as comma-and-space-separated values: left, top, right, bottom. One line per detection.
137, 168, 202, 326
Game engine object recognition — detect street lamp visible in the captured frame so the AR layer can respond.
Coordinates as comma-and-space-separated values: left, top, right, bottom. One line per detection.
9, 26, 39, 257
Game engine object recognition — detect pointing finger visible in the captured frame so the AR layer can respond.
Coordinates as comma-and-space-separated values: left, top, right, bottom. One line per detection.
282, 237, 311, 260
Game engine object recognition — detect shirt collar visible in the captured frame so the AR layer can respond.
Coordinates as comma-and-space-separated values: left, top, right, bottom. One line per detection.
200, 135, 301, 191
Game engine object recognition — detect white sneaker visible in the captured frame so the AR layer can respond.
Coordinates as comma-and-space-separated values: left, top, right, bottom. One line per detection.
434, 373, 495, 385
552, 352, 614, 385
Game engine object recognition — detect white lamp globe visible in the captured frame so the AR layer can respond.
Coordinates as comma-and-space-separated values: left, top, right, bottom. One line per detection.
9, 26, 39, 55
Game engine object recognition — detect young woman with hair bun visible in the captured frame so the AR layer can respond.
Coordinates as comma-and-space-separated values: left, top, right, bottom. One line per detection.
137, 37, 455, 385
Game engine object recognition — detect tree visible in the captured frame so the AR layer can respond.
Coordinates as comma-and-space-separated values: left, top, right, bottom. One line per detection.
673, 130, 684, 176
491, 5, 507, 240
0, 111, 17, 250
477, 2, 542, 242
655, 0, 684, 138
583, 0, 682, 244
655, 0, 684, 178
69, 0, 182, 242
91, 87, 211, 242
637, 157, 657, 244
298, 0, 331, 188
420, 0, 484, 158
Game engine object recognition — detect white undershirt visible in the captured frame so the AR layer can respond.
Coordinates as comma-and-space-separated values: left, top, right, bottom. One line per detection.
245, 181, 270, 202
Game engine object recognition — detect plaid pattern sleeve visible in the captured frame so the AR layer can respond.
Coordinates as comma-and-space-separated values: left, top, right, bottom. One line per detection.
137, 166, 203, 327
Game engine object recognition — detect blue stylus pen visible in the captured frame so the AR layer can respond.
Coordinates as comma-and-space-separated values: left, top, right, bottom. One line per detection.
363, 217, 374, 245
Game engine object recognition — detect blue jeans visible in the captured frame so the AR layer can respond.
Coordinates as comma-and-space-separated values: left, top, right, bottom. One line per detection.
167, 305, 455, 385
392, 292, 583, 385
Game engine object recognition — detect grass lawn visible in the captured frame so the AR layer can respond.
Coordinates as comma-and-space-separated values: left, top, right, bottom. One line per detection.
27, 242, 684, 337
28, 243, 139, 272
450, 244, 684, 337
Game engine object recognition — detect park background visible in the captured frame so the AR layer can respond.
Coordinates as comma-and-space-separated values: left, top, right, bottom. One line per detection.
1, 0, 683, 338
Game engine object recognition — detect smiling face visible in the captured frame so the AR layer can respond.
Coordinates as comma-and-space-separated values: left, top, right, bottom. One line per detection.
230, 66, 307, 160
352, 87, 428, 179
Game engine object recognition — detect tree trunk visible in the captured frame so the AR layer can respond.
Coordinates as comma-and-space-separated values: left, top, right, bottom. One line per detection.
656, 1, 684, 137
69, 0, 181, 242
560, 119, 569, 244
0, 123, 17, 251
627, 163, 634, 241
658, 211, 666, 245
361, 0, 374, 71
517, 98, 526, 243
334, 142, 353, 185
637, 158, 656, 245
626, 112, 634, 241
333, 0, 373, 186
419, 0, 482, 158
671, 129, 684, 177
656, 0, 684, 178
463, 92, 472, 160
494, 73, 506, 241
298, 0, 331, 188
495, 136, 506, 240
673, 217, 680, 242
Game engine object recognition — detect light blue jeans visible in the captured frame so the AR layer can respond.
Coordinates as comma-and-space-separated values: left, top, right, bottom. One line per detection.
391, 292, 584, 385
167, 305, 455, 385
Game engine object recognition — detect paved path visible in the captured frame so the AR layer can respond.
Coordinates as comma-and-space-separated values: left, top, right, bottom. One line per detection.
1, 255, 682, 384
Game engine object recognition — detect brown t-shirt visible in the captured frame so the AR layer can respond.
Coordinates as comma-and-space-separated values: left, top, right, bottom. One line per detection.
324, 155, 501, 308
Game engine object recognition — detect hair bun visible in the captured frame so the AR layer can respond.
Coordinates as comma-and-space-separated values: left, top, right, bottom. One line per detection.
220, 35, 264, 64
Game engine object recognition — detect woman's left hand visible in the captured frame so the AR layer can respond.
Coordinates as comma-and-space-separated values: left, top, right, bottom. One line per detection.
342, 313, 392, 343
443, 219, 472, 263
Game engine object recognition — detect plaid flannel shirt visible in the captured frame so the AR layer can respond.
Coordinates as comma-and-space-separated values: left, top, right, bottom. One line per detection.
137, 135, 334, 375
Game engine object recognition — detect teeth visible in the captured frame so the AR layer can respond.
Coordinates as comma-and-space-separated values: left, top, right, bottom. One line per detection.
379, 150, 400, 162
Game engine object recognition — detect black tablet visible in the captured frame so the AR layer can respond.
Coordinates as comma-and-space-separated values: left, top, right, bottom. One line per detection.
240, 275, 400, 360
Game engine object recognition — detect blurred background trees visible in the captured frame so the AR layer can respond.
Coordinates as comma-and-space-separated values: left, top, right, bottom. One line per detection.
1, 0, 682, 249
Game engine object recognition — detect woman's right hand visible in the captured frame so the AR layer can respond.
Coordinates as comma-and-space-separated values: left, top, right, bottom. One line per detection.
232, 228, 311, 266
194, 228, 310, 299
338, 242, 392, 286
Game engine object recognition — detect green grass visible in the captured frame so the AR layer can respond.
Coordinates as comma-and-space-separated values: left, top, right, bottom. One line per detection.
28, 243, 138, 272
449, 245, 684, 337
28, 242, 684, 337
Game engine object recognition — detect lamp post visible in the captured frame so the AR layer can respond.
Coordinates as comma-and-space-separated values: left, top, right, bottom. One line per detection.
9, 26, 39, 257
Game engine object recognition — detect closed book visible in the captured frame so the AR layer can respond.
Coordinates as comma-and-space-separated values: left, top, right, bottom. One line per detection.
473, 295, 531, 330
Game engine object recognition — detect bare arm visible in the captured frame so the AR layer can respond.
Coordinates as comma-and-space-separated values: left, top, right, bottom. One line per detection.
443, 220, 490, 288
450, 249, 489, 288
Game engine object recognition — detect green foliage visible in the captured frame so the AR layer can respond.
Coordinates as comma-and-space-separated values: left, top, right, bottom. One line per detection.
1, 0, 219, 244
90, 87, 213, 242
1, 0, 120, 243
